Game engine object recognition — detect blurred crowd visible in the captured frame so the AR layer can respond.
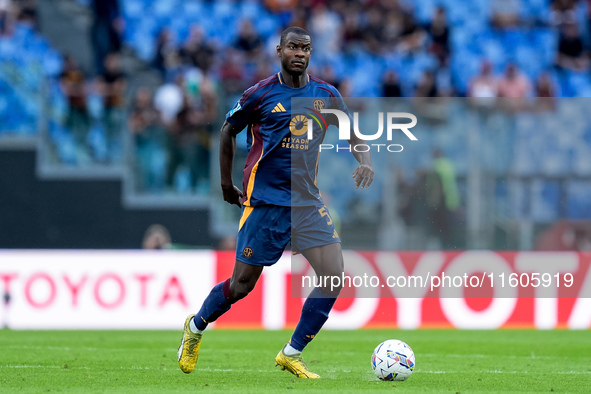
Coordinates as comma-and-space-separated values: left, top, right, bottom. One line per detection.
2, 0, 591, 249
0, 0, 37, 35
140, 0, 591, 100
40, 0, 591, 195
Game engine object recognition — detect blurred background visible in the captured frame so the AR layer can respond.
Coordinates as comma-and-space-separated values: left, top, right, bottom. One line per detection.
1, 0, 591, 251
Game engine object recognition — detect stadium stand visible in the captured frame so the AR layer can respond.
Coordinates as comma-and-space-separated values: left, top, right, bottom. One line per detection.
1, 0, 591, 250
0, 23, 62, 137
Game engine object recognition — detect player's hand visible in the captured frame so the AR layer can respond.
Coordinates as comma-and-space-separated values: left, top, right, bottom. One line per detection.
221, 184, 243, 207
352, 164, 374, 189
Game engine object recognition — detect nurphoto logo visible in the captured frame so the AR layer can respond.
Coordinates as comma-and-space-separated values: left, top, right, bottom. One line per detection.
308, 110, 418, 153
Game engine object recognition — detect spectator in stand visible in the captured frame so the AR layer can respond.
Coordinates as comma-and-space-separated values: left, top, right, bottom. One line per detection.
468, 60, 498, 108
153, 28, 180, 80
497, 63, 531, 111
165, 76, 217, 194
396, 12, 426, 55
60, 55, 90, 153
0, 0, 15, 36
490, 0, 522, 29
382, 70, 402, 97
425, 148, 461, 249
220, 48, 247, 95
414, 70, 439, 97
179, 24, 215, 73
142, 223, 199, 249
142, 224, 172, 249
154, 74, 184, 127
498, 63, 531, 98
396, 168, 428, 242
233, 19, 263, 59
309, 3, 342, 57
90, 0, 123, 75
382, 10, 403, 48
468, 60, 498, 98
556, 22, 589, 72
15, 0, 36, 29
95, 52, 127, 162
341, 4, 364, 51
497, 63, 531, 97
435, 58, 455, 97
166, 93, 200, 192
550, 0, 577, 29
363, 6, 385, 54
195, 74, 217, 184
129, 87, 167, 192
533, 71, 557, 112
425, 6, 450, 65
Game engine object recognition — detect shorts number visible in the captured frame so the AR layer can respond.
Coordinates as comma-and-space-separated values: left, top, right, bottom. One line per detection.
318, 207, 333, 225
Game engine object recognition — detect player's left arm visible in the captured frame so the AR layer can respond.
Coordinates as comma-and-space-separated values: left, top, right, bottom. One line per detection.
329, 88, 374, 189
348, 131, 374, 189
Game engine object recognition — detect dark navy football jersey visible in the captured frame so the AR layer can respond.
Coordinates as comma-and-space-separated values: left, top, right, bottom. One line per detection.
226, 72, 350, 207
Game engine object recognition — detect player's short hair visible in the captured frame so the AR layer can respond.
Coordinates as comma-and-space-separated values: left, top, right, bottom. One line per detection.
280, 26, 311, 46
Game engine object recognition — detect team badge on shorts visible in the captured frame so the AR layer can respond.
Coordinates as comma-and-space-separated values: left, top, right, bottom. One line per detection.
243, 247, 254, 258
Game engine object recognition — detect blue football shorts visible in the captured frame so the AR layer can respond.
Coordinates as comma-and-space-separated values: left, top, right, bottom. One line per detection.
235, 204, 341, 266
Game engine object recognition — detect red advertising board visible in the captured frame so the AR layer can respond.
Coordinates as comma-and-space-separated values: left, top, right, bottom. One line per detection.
216, 250, 591, 330
0, 250, 589, 329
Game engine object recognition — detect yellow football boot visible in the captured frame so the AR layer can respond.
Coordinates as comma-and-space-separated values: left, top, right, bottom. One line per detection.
275, 346, 320, 379
177, 314, 202, 374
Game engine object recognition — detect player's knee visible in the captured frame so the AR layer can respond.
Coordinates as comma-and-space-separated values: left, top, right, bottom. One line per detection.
318, 266, 344, 297
229, 281, 254, 301
324, 267, 344, 283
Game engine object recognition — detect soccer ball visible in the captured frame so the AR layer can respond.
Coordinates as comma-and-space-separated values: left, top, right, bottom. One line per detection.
371, 339, 415, 381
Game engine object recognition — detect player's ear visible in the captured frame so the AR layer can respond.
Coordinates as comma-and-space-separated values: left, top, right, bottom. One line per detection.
276, 45, 281, 57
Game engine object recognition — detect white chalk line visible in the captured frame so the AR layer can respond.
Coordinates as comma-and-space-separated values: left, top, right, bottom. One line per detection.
6, 346, 590, 360
1, 365, 590, 375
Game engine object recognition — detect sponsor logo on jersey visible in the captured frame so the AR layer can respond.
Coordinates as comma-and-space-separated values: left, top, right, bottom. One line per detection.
271, 102, 286, 113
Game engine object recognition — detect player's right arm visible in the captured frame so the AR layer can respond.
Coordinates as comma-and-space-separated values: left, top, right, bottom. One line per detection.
219, 120, 243, 207
220, 81, 264, 207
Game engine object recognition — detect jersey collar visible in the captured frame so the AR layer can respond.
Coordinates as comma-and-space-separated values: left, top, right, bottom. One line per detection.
277, 72, 310, 87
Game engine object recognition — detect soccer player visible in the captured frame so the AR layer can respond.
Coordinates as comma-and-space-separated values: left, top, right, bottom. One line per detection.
178, 26, 374, 379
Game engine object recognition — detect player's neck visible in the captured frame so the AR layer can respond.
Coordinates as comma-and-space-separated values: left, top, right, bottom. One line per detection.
280, 70, 308, 88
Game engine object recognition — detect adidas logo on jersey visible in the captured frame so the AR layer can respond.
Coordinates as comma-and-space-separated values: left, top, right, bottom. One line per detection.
271, 103, 286, 113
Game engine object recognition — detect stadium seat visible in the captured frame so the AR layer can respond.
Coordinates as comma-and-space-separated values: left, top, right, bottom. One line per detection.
567, 181, 591, 219
531, 180, 560, 223
122, 0, 144, 19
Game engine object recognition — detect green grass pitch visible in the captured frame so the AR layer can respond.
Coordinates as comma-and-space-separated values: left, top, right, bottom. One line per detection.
1, 329, 590, 393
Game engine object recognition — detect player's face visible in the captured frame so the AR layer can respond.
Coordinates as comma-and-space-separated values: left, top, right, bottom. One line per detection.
277, 33, 312, 75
